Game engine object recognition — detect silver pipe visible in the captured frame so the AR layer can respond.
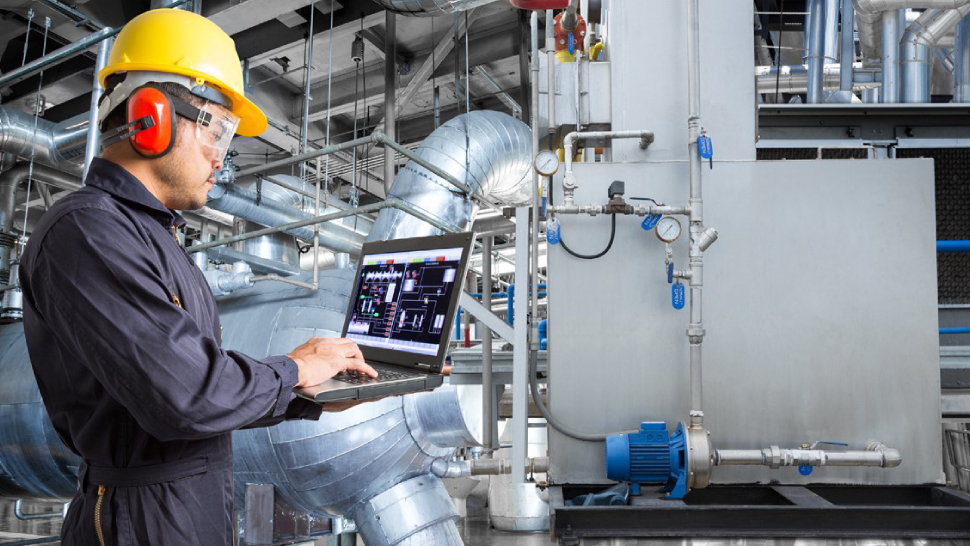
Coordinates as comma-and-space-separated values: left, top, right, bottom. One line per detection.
880, 9, 903, 102
366, 112, 532, 242
714, 442, 902, 468
901, 6, 970, 102
369, 0, 498, 17
36, 0, 104, 30
0, 107, 85, 176
83, 36, 113, 182
299, 1, 316, 180
384, 11, 398, 195
547, 9, 556, 135
756, 63, 880, 93
561, 0, 580, 31
205, 183, 365, 254
956, 14, 970, 99
312, 158, 321, 290
561, 131, 654, 205
430, 456, 549, 478
687, 0, 705, 419
841, 0, 857, 92
807, 0, 829, 102
0, 26, 118, 89
482, 235, 494, 452
853, 0, 970, 61
824, 0, 842, 63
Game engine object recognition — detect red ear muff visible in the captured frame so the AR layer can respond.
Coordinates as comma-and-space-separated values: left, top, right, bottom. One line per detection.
127, 85, 176, 158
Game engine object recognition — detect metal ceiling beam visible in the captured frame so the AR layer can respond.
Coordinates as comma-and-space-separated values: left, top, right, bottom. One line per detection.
473, 65, 520, 118
208, 0, 335, 36
361, 27, 412, 74
242, 11, 384, 69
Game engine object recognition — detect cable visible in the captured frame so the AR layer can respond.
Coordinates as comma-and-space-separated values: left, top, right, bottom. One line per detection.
774, 0, 786, 103
559, 213, 616, 259
529, 347, 636, 442
547, 174, 618, 260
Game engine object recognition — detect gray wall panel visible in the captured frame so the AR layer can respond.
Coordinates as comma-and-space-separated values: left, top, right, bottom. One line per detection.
547, 159, 943, 486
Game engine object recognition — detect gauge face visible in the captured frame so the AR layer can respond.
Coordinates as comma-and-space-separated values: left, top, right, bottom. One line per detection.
655, 216, 682, 243
534, 150, 560, 176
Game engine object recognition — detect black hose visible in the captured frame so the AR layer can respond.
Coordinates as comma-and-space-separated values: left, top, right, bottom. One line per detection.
559, 213, 617, 260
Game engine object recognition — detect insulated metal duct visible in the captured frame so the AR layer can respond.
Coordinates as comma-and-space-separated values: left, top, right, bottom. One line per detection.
900, 5, 970, 102
854, 0, 970, 61
0, 110, 532, 546
0, 108, 87, 177
369, 0, 498, 17
955, 14, 970, 100
368, 110, 533, 242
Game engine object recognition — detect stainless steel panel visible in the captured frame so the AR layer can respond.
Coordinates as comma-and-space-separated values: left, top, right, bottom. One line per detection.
605, 0, 756, 162
547, 159, 942, 486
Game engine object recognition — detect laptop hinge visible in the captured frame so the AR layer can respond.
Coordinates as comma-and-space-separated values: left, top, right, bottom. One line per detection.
414, 363, 432, 370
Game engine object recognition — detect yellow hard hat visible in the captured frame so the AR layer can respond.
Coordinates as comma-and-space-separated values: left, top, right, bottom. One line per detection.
98, 8, 266, 137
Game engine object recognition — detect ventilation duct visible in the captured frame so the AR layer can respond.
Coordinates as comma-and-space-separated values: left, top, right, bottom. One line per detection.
899, 5, 970, 102
0, 111, 532, 545
369, 0, 499, 16
854, 0, 970, 61
0, 108, 87, 177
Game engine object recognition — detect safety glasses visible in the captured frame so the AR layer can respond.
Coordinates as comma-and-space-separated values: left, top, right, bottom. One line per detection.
194, 103, 240, 162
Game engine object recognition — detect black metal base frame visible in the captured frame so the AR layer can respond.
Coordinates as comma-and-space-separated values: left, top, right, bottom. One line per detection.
549, 484, 970, 542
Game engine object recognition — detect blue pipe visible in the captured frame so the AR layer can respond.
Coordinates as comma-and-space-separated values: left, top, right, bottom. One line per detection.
938, 241, 970, 252
455, 308, 462, 340
507, 284, 547, 325
941, 328, 970, 334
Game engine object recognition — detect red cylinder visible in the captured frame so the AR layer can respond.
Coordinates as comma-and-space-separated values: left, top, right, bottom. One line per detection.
509, 0, 568, 9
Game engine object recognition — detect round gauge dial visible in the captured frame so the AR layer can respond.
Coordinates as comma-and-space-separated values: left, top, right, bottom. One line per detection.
534, 150, 560, 176
655, 216, 682, 243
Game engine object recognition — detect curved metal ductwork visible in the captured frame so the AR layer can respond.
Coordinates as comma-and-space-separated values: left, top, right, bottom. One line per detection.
854, 0, 970, 61
0, 110, 531, 545
899, 5, 970, 102
369, 110, 533, 242
370, 0, 499, 17
0, 107, 87, 177
206, 179, 367, 255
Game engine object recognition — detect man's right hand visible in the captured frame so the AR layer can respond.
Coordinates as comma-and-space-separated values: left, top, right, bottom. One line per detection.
288, 338, 377, 388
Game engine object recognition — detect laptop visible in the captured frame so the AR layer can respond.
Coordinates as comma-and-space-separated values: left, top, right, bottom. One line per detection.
297, 231, 475, 403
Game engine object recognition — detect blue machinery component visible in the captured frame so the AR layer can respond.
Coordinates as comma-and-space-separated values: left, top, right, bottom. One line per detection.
938, 241, 970, 335
605, 422, 690, 499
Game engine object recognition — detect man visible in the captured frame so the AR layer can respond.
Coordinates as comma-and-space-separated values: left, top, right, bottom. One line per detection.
18, 8, 376, 546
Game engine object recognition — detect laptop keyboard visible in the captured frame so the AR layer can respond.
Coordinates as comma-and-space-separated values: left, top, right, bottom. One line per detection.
333, 369, 418, 385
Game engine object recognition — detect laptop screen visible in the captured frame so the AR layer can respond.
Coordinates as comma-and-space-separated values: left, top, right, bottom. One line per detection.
346, 246, 465, 356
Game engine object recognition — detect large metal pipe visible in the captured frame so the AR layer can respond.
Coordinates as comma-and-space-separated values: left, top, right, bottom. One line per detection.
756, 63, 880, 94
880, 9, 903, 102
807, 0, 829, 102
83, 36, 113, 182
481, 235, 494, 452
205, 182, 366, 255
853, 0, 970, 61
298, 1, 316, 180
714, 442, 902, 468
956, 14, 970, 99
366, 111, 532, 242
0, 108, 86, 176
384, 11, 398, 195
368, 0, 498, 17
842, 0, 857, 91
901, 6, 970, 102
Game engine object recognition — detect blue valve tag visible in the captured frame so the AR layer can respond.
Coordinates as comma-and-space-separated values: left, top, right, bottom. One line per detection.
672, 282, 685, 309
546, 217, 561, 245
568, 32, 575, 55
667, 262, 674, 284
798, 465, 813, 476
698, 134, 713, 170
540, 196, 547, 218
641, 215, 661, 230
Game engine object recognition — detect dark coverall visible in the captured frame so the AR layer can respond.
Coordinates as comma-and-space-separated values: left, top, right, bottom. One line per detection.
19, 158, 322, 545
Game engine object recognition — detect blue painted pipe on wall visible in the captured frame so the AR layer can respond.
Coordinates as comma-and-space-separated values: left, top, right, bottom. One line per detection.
941, 328, 970, 335
938, 240, 970, 252
507, 284, 548, 325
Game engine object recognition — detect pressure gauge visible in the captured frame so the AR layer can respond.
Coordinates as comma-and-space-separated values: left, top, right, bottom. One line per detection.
655, 216, 682, 243
534, 150, 560, 176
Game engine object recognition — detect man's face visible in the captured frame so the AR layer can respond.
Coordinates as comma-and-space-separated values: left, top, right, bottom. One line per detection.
152, 102, 232, 211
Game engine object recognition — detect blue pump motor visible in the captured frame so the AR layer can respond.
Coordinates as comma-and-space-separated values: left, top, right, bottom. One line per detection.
605, 422, 691, 499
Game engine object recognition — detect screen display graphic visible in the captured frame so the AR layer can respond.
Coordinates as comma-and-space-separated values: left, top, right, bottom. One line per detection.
346, 246, 463, 356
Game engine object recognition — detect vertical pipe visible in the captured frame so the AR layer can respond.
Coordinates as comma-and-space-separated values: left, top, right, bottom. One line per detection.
546, 9, 556, 134
82, 36, 113, 182
686, 0, 704, 418
881, 9, 902, 103
383, 11, 397, 195
312, 157, 320, 289
822, 0, 840, 64
518, 10, 532, 126
956, 15, 970, 101
299, 1, 317, 179
433, 87, 440, 129
806, 0, 827, 103
482, 235, 494, 453
840, 0, 856, 92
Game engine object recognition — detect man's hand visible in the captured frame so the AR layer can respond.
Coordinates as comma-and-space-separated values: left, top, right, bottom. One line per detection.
288, 337, 377, 388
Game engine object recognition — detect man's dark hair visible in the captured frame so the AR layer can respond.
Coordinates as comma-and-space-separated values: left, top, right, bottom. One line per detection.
99, 77, 206, 135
